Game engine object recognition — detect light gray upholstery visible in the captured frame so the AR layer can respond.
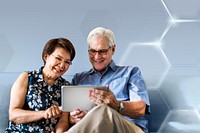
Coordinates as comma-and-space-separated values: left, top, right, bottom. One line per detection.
0, 77, 159, 132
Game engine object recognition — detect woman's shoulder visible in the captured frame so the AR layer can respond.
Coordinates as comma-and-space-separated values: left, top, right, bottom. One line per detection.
17, 71, 29, 80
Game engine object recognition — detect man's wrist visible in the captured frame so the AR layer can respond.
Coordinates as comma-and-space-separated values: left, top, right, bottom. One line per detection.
118, 101, 125, 113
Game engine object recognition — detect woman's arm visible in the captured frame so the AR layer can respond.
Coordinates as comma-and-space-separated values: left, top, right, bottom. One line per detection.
55, 112, 70, 133
9, 72, 45, 124
9, 72, 61, 124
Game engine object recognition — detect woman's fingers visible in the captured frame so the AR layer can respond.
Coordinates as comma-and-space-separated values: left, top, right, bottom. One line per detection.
44, 105, 61, 119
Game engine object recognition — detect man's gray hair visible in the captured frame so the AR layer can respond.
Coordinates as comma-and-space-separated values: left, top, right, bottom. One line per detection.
87, 27, 115, 47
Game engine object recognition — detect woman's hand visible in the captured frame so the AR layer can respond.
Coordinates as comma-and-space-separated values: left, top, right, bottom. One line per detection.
44, 105, 61, 119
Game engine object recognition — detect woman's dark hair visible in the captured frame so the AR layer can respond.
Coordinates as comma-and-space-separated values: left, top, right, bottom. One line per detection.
42, 38, 76, 64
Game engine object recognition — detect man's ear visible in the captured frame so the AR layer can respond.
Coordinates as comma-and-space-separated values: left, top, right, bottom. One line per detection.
112, 44, 116, 55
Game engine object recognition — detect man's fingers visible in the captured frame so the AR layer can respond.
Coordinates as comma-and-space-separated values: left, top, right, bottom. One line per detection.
70, 109, 81, 116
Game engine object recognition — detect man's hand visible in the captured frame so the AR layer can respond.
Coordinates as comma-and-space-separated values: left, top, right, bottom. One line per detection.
69, 109, 88, 125
89, 86, 120, 111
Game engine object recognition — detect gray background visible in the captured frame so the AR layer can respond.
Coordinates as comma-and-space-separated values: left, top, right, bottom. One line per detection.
1, 0, 200, 132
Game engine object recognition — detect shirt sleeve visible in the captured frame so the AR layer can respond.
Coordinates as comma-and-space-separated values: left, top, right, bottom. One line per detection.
129, 67, 150, 113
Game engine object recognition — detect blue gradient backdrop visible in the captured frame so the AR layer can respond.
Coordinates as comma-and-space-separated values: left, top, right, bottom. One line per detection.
1, 0, 200, 132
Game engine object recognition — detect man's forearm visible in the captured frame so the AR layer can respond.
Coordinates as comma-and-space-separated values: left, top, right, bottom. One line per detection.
120, 100, 146, 118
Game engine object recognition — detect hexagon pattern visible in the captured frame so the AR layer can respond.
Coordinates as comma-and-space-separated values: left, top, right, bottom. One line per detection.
119, 44, 171, 89
1, 0, 200, 132
146, 90, 169, 132
161, 22, 200, 65
159, 110, 200, 133
0, 35, 14, 71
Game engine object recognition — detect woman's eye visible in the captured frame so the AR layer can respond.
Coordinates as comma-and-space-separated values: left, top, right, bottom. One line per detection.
65, 61, 71, 65
55, 57, 62, 61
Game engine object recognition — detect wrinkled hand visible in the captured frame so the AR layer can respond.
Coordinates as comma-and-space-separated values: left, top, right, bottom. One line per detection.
89, 86, 119, 110
69, 109, 88, 125
44, 105, 61, 119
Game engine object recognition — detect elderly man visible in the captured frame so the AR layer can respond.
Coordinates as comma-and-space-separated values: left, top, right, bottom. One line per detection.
67, 27, 150, 133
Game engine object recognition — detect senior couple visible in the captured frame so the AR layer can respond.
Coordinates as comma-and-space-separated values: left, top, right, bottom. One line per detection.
5, 27, 150, 133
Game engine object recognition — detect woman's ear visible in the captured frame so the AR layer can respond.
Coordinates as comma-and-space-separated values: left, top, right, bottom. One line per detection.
43, 54, 48, 62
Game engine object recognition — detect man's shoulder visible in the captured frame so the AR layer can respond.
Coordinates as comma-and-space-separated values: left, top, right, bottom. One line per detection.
74, 69, 92, 78
117, 65, 140, 72
72, 69, 94, 85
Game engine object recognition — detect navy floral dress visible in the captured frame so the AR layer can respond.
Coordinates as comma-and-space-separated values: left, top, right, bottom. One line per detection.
5, 67, 69, 132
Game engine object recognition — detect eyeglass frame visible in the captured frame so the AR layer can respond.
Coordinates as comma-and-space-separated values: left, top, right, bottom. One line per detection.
88, 47, 111, 56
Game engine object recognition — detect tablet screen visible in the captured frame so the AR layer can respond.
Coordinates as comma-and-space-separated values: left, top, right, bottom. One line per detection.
61, 86, 106, 112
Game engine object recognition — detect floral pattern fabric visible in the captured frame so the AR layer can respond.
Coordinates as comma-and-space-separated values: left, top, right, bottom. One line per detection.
5, 67, 69, 132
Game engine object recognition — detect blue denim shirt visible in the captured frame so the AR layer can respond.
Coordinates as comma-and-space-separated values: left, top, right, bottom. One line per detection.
72, 60, 150, 132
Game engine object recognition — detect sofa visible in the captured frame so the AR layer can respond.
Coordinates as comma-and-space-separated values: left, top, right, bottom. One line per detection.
0, 73, 168, 133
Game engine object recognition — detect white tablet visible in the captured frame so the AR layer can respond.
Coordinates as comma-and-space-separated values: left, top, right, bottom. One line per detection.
61, 85, 107, 112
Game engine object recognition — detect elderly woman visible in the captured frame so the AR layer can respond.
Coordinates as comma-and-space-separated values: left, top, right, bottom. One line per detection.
5, 38, 75, 132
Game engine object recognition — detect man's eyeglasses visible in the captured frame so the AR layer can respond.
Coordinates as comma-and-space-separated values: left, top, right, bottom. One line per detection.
88, 47, 111, 56
51, 54, 72, 66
